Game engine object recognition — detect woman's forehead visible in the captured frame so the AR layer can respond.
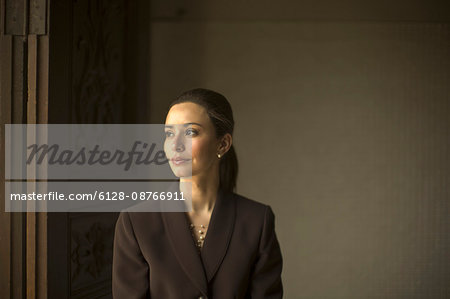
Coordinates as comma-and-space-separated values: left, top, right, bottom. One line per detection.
165, 102, 209, 125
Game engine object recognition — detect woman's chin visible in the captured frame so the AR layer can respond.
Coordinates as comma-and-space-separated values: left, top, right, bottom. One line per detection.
171, 169, 192, 178
168, 163, 192, 178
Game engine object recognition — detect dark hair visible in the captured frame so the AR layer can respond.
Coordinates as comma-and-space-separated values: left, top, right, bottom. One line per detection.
168, 88, 238, 193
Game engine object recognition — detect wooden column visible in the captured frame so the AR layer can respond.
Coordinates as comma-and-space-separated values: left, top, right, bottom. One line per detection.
0, 0, 49, 298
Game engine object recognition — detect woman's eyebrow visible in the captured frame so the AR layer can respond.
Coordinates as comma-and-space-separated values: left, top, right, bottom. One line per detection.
184, 122, 202, 127
165, 122, 203, 128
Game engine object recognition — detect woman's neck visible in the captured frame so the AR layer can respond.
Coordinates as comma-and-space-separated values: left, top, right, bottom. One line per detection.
181, 172, 219, 213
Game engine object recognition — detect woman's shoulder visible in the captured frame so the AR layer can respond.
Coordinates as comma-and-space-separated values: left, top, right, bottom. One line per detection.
231, 192, 267, 208
230, 192, 275, 220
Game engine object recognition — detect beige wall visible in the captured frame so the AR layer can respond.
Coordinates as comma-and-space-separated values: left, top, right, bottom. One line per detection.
148, 2, 450, 298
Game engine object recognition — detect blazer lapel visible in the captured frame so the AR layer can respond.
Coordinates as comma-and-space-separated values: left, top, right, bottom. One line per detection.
161, 188, 236, 294
201, 190, 236, 282
162, 210, 209, 295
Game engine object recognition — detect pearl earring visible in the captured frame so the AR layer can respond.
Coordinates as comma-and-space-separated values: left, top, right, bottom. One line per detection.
217, 153, 221, 159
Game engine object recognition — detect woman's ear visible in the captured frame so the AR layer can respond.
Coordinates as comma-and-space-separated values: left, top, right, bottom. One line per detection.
218, 133, 232, 156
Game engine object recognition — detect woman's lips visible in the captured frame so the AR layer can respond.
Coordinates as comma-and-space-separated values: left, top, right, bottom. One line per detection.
171, 158, 191, 165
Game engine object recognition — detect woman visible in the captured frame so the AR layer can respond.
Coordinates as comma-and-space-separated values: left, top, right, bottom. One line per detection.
112, 88, 283, 298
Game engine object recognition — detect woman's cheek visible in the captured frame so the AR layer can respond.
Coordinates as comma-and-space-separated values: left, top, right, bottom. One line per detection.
189, 139, 198, 160
163, 141, 171, 160
190, 138, 211, 167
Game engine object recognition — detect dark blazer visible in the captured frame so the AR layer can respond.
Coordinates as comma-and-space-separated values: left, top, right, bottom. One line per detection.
112, 189, 283, 299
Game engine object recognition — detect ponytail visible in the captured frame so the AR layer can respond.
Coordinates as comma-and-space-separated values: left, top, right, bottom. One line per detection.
219, 144, 238, 192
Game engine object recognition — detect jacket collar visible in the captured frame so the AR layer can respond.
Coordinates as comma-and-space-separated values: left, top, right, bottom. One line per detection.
161, 188, 236, 295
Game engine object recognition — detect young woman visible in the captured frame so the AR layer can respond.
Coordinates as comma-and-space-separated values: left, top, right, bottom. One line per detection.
113, 88, 283, 298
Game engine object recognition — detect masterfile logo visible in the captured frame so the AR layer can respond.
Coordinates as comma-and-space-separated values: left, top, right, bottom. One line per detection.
26, 141, 168, 171
5, 124, 189, 180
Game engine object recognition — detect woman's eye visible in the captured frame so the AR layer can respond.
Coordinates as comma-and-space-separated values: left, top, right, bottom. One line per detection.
186, 128, 198, 136
165, 131, 174, 137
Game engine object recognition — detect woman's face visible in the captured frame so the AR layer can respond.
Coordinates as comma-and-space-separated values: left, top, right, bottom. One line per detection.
164, 102, 220, 178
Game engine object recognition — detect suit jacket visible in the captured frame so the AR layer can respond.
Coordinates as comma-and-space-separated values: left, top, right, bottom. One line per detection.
112, 189, 283, 299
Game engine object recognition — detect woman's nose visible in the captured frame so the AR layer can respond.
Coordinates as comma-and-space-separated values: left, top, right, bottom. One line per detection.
172, 135, 185, 152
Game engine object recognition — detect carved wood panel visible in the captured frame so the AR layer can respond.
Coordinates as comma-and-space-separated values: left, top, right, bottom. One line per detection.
72, 0, 125, 124
47, 0, 150, 298
70, 213, 118, 298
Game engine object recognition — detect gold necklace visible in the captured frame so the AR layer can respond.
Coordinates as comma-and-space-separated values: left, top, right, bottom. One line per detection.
189, 223, 208, 249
